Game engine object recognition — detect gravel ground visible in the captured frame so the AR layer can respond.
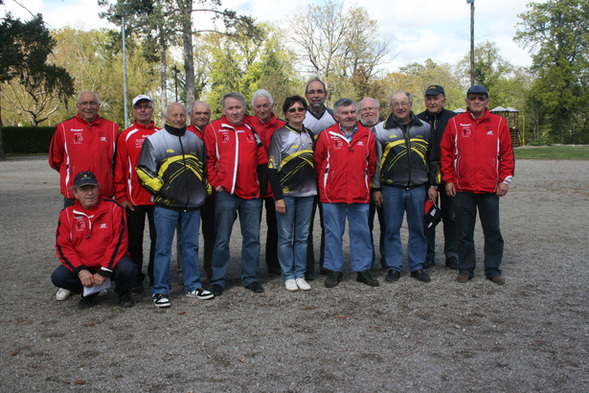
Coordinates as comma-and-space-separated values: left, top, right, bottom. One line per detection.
0, 157, 587, 392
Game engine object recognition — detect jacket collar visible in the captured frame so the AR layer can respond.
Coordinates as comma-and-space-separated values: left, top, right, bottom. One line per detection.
384, 111, 422, 129
164, 123, 186, 136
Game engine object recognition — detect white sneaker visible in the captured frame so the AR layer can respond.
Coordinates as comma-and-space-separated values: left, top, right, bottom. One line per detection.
295, 277, 311, 291
185, 287, 214, 300
55, 288, 72, 301
285, 279, 298, 291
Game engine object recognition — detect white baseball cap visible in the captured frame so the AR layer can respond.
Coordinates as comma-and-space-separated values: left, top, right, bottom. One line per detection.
132, 94, 153, 107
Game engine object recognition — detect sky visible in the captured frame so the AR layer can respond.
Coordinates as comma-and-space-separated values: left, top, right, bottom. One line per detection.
3, 0, 539, 71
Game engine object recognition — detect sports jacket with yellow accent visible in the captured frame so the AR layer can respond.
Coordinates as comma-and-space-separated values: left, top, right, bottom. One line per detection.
372, 112, 438, 190
136, 123, 208, 210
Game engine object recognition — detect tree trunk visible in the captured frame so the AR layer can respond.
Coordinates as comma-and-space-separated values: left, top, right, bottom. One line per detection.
181, 0, 195, 112
160, 34, 168, 124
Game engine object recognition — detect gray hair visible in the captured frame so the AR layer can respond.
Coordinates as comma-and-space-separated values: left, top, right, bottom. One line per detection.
190, 100, 211, 113
251, 89, 273, 106
163, 102, 187, 117
305, 77, 327, 94
391, 90, 413, 104
359, 97, 380, 108
76, 90, 100, 105
222, 92, 245, 108
333, 98, 356, 112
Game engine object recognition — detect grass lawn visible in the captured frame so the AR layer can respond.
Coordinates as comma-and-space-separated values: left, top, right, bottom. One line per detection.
514, 145, 589, 160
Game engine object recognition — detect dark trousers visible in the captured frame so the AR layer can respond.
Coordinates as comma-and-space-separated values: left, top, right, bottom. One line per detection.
454, 192, 503, 278
306, 195, 325, 275
426, 185, 458, 261
368, 199, 385, 268
201, 196, 216, 277
51, 256, 138, 294
126, 204, 156, 286
263, 197, 279, 271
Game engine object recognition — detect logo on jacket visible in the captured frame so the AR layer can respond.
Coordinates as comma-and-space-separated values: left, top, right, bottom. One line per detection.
487, 130, 494, 135
222, 132, 230, 142
333, 139, 343, 149
99, 223, 108, 229
358, 141, 365, 146
100, 136, 108, 142
74, 133, 83, 144
246, 133, 255, 143
462, 128, 472, 137
75, 218, 86, 231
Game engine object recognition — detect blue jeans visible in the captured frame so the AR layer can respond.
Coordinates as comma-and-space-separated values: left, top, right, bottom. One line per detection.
210, 191, 262, 289
382, 185, 427, 272
152, 207, 202, 295
454, 192, 503, 278
322, 202, 372, 272
275, 196, 314, 281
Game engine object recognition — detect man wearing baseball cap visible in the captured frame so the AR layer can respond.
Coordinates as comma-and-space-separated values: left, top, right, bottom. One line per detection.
114, 95, 160, 293
440, 85, 515, 285
51, 171, 138, 309
417, 85, 459, 271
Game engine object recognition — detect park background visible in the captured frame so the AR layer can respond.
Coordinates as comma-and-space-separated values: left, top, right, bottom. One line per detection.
1, 0, 588, 159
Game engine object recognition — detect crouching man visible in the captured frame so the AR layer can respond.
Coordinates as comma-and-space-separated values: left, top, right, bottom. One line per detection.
51, 171, 138, 309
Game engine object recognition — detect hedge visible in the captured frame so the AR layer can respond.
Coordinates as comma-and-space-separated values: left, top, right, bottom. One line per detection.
2, 126, 55, 154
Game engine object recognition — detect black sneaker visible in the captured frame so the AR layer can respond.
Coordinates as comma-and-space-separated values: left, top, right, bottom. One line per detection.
210, 284, 224, 296
445, 256, 459, 270
356, 270, 380, 287
245, 282, 264, 293
77, 293, 99, 309
385, 269, 401, 282
423, 257, 435, 269
324, 271, 343, 288
186, 287, 214, 300
118, 292, 134, 308
411, 269, 431, 283
152, 293, 171, 308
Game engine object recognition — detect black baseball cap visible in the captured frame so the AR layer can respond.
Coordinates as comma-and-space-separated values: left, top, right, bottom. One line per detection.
425, 85, 445, 96
73, 171, 98, 188
467, 85, 489, 97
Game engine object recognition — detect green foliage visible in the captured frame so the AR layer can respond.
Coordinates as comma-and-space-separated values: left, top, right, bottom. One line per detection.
514, 145, 589, 160
1, 126, 55, 154
515, 0, 589, 144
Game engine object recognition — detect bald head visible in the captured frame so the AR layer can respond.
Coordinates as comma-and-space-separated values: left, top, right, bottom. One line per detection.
166, 102, 187, 129
190, 101, 211, 130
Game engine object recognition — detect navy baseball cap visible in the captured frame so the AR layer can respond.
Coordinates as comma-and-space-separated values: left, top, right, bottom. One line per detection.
467, 85, 489, 97
425, 85, 445, 96
73, 171, 98, 188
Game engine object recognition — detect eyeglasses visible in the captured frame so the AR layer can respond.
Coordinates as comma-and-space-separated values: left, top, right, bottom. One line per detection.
306, 89, 325, 95
78, 101, 99, 107
287, 107, 306, 113
360, 106, 379, 112
391, 101, 411, 108
467, 96, 488, 102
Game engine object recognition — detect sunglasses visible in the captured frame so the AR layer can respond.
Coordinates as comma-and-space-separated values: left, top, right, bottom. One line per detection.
287, 107, 306, 113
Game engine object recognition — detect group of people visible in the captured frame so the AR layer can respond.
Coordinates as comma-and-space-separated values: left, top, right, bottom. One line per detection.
48, 78, 514, 310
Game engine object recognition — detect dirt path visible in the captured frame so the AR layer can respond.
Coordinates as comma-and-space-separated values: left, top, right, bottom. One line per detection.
0, 157, 587, 392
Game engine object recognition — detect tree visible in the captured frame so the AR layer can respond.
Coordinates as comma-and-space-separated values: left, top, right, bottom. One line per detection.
0, 13, 74, 159
515, 0, 589, 143
292, 0, 390, 102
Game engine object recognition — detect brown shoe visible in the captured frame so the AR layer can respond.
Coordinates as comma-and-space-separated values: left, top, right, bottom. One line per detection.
489, 275, 505, 285
457, 273, 471, 283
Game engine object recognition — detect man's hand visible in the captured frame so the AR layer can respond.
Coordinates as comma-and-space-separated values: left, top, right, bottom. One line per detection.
496, 183, 509, 197
78, 269, 94, 288
428, 188, 438, 202
445, 182, 456, 197
275, 199, 286, 215
120, 200, 134, 212
215, 185, 224, 192
373, 191, 383, 207
93, 273, 106, 286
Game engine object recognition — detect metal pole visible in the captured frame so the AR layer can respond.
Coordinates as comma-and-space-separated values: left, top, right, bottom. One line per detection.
468, 0, 475, 86
122, 16, 129, 129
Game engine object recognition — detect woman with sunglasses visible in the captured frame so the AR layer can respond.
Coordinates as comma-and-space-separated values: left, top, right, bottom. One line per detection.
267, 96, 317, 291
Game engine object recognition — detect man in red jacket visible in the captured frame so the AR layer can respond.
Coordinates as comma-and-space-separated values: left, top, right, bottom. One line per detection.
250, 89, 286, 276
440, 85, 515, 285
51, 171, 137, 309
114, 95, 159, 292
314, 98, 378, 288
204, 92, 268, 295
49, 91, 119, 207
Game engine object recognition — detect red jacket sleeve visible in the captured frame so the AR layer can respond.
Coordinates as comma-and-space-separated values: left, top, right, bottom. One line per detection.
114, 131, 130, 203
55, 209, 85, 273
49, 125, 64, 172
313, 132, 327, 180
204, 123, 221, 190
367, 131, 377, 181
498, 120, 515, 184
440, 119, 457, 185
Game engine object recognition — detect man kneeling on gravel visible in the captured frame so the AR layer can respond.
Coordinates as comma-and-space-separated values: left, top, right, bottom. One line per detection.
51, 171, 138, 309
